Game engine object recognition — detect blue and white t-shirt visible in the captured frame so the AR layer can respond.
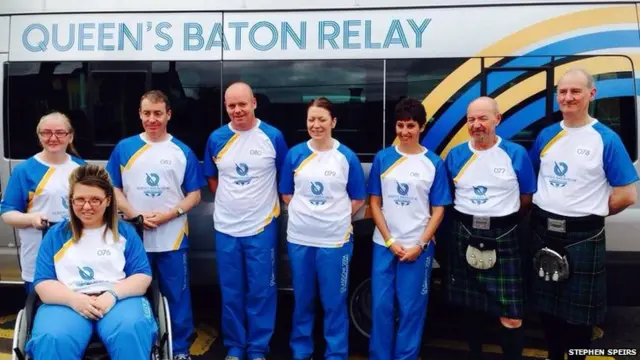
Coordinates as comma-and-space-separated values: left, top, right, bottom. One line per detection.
33, 220, 151, 294
367, 146, 452, 248
106, 133, 206, 252
529, 119, 639, 217
446, 137, 536, 217
204, 119, 288, 237
279, 139, 366, 247
0, 154, 85, 282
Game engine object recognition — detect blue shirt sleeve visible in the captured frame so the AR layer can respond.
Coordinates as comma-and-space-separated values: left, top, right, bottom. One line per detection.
33, 224, 61, 287
203, 133, 218, 179
367, 152, 382, 197
346, 152, 366, 200
278, 150, 295, 195
274, 132, 289, 175
0, 166, 29, 214
105, 144, 124, 188
602, 132, 639, 187
122, 223, 152, 277
528, 133, 543, 175
428, 154, 453, 206
183, 148, 206, 193
513, 147, 537, 194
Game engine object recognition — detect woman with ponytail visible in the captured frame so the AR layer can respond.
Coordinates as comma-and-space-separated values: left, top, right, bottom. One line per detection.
0, 112, 86, 294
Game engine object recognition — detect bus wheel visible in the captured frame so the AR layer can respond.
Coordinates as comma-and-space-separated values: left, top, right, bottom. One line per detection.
349, 277, 372, 340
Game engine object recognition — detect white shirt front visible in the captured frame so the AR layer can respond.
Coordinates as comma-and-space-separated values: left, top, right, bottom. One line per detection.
367, 146, 452, 248
530, 119, 639, 217
279, 140, 366, 247
204, 120, 288, 237
106, 134, 205, 252
33, 220, 151, 294
446, 137, 536, 217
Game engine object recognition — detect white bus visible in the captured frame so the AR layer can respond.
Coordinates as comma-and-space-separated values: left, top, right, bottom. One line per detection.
1, 0, 639, 340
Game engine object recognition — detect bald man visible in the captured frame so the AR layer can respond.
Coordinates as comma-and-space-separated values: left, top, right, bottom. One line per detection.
444, 96, 536, 360
204, 82, 288, 360
528, 69, 638, 360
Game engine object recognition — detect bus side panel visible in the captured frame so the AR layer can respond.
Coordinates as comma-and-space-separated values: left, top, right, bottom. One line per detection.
0, 16, 22, 282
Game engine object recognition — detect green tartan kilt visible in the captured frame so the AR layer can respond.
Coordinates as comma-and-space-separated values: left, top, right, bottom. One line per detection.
530, 218, 607, 326
445, 219, 524, 318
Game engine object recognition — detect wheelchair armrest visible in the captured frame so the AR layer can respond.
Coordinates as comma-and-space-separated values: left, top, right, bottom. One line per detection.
121, 214, 144, 239
23, 290, 42, 339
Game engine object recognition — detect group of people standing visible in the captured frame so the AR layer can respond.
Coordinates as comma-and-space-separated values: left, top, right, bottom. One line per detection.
0, 67, 637, 360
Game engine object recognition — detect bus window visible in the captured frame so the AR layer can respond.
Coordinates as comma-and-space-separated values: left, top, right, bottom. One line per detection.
385, 58, 481, 154
507, 55, 637, 160
5, 62, 91, 159
222, 60, 384, 162
151, 61, 223, 160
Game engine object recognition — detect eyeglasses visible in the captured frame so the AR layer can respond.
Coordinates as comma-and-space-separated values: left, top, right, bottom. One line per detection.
71, 197, 106, 207
38, 130, 70, 139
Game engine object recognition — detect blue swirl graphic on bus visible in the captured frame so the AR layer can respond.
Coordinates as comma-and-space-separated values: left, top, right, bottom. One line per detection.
78, 266, 95, 281
471, 185, 488, 205
234, 163, 251, 185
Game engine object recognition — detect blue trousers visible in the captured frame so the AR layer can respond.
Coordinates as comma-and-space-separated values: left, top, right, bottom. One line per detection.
26, 296, 158, 360
369, 242, 435, 360
147, 249, 194, 356
288, 240, 353, 360
215, 220, 278, 360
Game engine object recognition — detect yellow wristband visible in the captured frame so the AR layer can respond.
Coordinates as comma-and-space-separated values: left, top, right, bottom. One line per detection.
385, 238, 395, 247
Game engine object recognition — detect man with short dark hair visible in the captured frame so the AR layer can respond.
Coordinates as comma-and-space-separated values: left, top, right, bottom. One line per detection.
106, 89, 205, 360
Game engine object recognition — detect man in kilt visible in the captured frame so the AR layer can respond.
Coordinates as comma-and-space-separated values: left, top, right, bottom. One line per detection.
528, 68, 638, 360
444, 96, 536, 360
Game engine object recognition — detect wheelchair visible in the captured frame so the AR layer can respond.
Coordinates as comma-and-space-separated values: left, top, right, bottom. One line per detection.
12, 215, 173, 360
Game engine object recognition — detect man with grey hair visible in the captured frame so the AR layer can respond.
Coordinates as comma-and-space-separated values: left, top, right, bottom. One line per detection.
528, 68, 638, 359
444, 96, 536, 360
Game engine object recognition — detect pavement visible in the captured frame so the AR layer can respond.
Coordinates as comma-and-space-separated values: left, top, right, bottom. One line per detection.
0, 284, 638, 360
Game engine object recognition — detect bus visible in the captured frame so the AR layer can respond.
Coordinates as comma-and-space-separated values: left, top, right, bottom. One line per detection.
1, 0, 639, 341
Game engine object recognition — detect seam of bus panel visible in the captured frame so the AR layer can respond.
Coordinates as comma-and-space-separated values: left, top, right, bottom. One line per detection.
382, 59, 386, 147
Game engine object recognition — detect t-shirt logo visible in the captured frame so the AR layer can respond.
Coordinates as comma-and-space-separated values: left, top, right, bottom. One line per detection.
393, 181, 411, 206
472, 185, 488, 205
309, 181, 326, 205
61, 196, 68, 210
143, 173, 163, 197
549, 161, 569, 188
78, 266, 94, 281
234, 163, 251, 186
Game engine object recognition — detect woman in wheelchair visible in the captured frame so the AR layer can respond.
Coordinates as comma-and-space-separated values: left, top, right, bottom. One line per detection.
26, 164, 158, 360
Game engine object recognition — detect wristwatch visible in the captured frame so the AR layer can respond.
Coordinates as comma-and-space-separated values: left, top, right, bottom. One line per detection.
176, 207, 185, 217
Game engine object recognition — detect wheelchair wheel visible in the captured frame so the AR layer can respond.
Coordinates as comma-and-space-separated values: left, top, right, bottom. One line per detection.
12, 309, 28, 360
158, 295, 173, 360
